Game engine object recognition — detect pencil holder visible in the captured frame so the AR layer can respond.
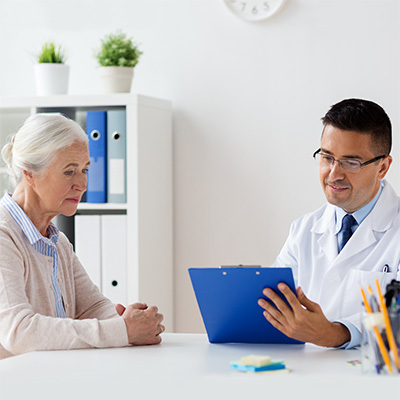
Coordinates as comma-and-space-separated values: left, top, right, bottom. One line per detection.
361, 311, 384, 374
361, 309, 400, 375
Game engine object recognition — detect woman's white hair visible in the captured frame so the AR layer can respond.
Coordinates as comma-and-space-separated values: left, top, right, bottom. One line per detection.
1, 113, 88, 187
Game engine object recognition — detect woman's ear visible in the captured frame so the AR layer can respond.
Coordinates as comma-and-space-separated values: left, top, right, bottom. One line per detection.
22, 169, 34, 186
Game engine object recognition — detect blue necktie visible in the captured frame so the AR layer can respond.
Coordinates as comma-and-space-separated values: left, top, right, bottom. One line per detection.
339, 214, 357, 252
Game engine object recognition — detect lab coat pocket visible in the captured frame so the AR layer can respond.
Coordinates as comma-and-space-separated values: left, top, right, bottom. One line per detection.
342, 269, 395, 320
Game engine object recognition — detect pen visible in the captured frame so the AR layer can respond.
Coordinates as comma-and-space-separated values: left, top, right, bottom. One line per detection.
366, 286, 385, 372
385, 279, 400, 308
376, 280, 400, 371
367, 286, 379, 312
382, 264, 389, 273
389, 296, 400, 351
360, 287, 393, 373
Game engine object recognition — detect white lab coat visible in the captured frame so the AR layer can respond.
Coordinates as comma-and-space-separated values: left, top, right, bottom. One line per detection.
273, 180, 400, 330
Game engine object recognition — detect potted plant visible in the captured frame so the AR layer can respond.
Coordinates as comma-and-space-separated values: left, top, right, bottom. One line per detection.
34, 42, 69, 96
94, 31, 143, 93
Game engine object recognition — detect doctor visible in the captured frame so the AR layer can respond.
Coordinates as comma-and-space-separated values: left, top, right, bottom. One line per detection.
258, 98, 400, 348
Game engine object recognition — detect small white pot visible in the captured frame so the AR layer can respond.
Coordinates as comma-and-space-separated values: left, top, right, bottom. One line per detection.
34, 63, 70, 96
99, 66, 134, 94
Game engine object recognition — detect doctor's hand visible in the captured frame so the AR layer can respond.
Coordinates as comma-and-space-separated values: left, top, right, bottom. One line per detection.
258, 284, 350, 347
116, 303, 165, 346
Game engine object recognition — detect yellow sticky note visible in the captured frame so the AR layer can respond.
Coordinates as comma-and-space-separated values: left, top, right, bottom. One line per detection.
241, 355, 271, 367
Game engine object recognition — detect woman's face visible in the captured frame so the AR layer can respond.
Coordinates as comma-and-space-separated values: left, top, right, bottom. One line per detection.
29, 141, 90, 218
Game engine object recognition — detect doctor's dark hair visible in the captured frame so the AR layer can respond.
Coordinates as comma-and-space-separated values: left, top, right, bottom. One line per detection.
321, 98, 392, 156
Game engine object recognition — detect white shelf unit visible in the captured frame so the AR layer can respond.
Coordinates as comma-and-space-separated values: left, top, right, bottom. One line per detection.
0, 94, 174, 330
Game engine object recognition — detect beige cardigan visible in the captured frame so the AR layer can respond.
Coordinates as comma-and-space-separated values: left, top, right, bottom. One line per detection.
0, 206, 129, 360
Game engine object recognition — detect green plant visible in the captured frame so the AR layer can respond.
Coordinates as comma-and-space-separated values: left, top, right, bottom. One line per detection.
37, 42, 66, 63
94, 31, 142, 67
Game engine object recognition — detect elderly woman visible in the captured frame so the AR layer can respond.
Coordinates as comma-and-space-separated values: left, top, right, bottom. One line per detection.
0, 113, 164, 359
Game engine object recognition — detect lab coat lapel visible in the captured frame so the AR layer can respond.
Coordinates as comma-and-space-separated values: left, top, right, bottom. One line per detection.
328, 181, 398, 267
334, 219, 376, 263
312, 205, 338, 263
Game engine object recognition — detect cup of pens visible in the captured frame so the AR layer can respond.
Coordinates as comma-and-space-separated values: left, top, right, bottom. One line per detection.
360, 279, 400, 375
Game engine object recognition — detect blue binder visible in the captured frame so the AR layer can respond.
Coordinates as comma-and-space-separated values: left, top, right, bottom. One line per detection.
107, 110, 127, 203
189, 267, 304, 344
86, 111, 107, 203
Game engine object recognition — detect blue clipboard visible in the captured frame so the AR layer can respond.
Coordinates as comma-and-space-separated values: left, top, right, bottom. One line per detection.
189, 267, 304, 345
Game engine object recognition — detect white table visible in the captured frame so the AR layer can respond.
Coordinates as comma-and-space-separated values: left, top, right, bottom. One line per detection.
0, 333, 398, 400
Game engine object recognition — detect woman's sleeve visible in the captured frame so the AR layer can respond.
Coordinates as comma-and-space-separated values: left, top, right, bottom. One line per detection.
0, 231, 128, 357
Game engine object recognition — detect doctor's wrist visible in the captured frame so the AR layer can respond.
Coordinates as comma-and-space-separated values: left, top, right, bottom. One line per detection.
326, 322, 351, 348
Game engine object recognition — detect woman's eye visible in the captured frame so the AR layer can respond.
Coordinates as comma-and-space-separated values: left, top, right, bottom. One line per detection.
82, 169, 88, 174
65, 171, 74, 176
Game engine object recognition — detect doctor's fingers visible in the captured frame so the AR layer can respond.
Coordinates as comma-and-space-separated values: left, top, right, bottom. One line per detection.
275, 283, 305, 313
258, 289, 293, 320
258, 298, 287, 324
262, 309, 287, 333
261, 288, 292, 315
296, 287, 322, 313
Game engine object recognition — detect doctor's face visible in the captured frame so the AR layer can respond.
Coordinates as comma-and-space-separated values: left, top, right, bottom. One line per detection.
319, 125, 392, 213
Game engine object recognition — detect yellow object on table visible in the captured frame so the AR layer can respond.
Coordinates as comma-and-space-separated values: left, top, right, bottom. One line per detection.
241, 355, 272, 367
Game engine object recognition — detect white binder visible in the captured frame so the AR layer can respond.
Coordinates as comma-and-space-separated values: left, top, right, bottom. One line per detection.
101, 214, 127, 305
74, 215, 102, 289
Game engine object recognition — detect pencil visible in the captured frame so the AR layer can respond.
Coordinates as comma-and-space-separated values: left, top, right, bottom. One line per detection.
375, 279, 399, 371
360, 287, 393, 373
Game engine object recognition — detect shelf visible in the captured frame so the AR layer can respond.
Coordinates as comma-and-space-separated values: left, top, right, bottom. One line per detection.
77, 202, 127, 211
0, 93, 173, 330
0, 93, 171, 111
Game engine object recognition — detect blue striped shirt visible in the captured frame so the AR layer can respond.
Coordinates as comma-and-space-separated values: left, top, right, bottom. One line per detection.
1, 193, 66, 318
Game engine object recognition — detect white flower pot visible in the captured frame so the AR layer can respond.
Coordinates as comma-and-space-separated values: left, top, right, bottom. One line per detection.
99, 66, 134, 94
34, 63, 69, 96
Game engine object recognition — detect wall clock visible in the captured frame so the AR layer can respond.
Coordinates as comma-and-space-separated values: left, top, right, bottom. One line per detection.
224, 0, 287, 22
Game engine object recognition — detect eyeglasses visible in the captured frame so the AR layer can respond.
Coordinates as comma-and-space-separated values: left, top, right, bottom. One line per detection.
313, 149, 386, 173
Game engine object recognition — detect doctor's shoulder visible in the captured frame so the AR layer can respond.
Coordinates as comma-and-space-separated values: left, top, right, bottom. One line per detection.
288, 203, 333, 234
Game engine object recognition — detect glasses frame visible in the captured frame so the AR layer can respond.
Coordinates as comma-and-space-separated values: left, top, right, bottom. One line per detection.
313, 149, 387, 173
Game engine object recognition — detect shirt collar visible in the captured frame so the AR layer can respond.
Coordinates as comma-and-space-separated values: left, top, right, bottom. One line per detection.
1, 193, 59, 246
334, 180, 384, 234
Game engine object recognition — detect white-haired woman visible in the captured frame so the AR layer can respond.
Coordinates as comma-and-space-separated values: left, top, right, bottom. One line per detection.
0, 113, 164, 359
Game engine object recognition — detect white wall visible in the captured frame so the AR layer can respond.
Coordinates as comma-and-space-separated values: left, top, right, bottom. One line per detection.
0, 0, 399, 332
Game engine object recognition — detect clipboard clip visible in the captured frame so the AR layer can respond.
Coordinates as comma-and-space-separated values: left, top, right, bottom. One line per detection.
219, 264, 262, 268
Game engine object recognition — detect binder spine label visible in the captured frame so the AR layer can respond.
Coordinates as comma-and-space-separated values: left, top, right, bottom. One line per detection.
109, 159, 125, 195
